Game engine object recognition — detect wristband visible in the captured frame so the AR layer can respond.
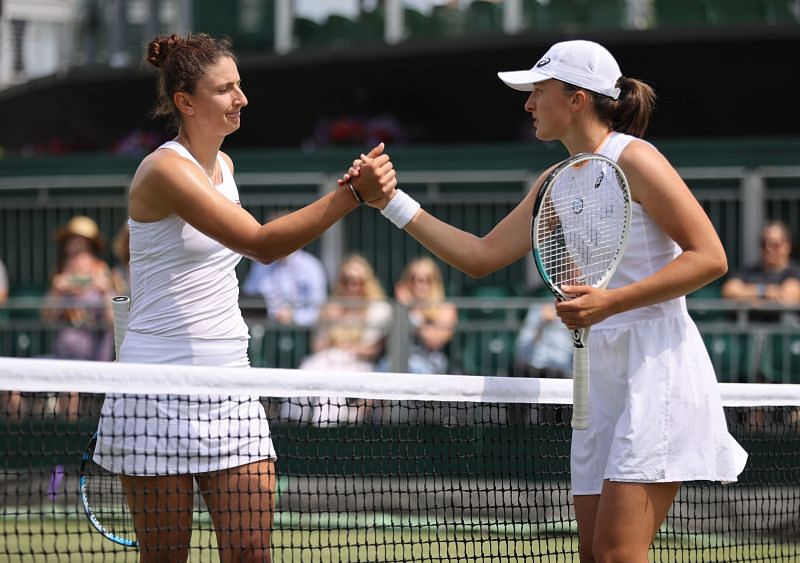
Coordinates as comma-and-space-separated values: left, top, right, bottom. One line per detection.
381, 189, 421, 229
347, 183, 365, 205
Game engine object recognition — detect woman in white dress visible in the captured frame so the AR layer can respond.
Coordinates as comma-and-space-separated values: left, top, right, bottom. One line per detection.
343, 39, 748, 562
93, 33, 396, 562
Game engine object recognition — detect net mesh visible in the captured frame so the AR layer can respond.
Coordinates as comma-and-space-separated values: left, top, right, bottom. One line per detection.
1, 357, 799, 562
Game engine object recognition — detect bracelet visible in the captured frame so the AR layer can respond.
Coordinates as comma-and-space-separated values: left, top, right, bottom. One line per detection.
381, 189, 421, 229
347, 183, 365, 205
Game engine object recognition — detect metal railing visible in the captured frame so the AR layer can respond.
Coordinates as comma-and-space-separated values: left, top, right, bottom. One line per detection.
3, 164, 800, 296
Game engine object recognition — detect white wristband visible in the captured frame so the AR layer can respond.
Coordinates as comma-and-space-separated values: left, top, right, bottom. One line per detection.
381, 189, 420, 229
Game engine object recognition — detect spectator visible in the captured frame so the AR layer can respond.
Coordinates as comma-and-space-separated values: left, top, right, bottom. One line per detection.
285, 254, 392, 425
0, 257, 17, 419
721, 220, 800, 321
389, 256, 457, 374
242, 211, 328, 326
0, 257, 8, 305
42, 215, 115, 419
511, 297, 574, 425
722, 221, 800, 386
513, 299, 573, 379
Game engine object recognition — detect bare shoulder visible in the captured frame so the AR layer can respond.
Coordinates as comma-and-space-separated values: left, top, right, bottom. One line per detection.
129, 148, 204, 221
617, 139, 672, 175
133, 148, 191, 187
616, 139, 683, 203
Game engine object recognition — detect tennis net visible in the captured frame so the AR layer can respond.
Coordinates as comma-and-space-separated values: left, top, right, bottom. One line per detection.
1, 357, 799, 562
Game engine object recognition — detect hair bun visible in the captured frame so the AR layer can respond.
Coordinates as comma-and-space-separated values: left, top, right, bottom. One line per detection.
146, 34, 182, 68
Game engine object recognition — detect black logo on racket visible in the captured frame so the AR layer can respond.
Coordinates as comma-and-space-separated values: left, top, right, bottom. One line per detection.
594, 170, 605, 189
536, 58, 551, 68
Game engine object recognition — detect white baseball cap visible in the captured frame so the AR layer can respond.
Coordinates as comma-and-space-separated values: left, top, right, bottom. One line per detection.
497, 40, 622, 100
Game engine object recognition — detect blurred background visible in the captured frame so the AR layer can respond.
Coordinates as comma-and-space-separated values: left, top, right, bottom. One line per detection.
1, 0, 800, 384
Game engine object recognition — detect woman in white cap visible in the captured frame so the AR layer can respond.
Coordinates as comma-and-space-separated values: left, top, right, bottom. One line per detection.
344, 39, 747, 562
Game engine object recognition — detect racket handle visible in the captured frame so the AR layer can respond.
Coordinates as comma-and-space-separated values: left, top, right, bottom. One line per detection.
571, 346, 590, 430
111, 296, 130, 361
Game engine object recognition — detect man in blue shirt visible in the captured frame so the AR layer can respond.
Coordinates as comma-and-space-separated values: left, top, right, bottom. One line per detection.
243, 248, 328, 326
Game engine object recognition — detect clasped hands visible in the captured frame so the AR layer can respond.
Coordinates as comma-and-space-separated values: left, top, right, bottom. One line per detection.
339, 142, 397, 209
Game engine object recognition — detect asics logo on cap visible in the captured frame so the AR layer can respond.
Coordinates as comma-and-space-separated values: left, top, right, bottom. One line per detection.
536, 58, 551, 68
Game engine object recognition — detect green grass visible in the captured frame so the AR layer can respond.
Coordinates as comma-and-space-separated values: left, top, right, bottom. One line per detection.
2, 515, 797, 562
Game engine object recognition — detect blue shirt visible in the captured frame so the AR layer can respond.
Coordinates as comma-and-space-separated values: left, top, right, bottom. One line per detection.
243, 250, 328, 326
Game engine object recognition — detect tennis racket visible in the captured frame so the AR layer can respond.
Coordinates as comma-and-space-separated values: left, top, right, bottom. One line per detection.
78, 295, 137, 547
531, 153, 632, 430
79, 433, 138, 547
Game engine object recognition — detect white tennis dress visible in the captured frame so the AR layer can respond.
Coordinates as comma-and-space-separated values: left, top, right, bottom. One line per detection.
94, 140, 276, 476
570, 132, 748, 495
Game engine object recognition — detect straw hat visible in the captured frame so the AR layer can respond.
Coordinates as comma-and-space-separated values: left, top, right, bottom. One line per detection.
55, 215, 104, 251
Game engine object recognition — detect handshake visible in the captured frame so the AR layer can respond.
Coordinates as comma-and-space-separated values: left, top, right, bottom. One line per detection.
338, 142, 420, 229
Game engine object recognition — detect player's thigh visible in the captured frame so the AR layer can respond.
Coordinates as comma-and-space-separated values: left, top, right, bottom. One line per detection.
594, 480, 680, 556
119, 474, 195, 550
197, 460, 276, 544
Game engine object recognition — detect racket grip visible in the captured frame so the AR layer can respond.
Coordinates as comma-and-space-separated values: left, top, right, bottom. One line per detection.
111, 296, 130, 361
571, 346, 590, 430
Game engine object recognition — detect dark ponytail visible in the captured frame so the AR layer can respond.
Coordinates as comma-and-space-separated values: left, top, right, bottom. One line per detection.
596, 77, 656, 138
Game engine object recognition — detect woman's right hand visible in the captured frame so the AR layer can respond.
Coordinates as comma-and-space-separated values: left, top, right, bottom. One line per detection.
343, 142, 397, 208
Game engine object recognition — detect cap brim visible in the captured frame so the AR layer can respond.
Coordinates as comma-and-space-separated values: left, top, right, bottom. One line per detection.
497, 69, 551, 92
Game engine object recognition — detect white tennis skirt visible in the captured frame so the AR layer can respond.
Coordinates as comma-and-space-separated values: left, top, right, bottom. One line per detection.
94, 332, 277, 476
570, 313, 748, 495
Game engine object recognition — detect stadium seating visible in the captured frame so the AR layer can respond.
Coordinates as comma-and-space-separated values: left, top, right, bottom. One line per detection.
431, 5, 465, 38
654, 0, 714, 26
403, 7, 435, 40
293, 17, 326, 49
357, 9, 385, 43
587, 0, 627, 29
465, 1, 504, 35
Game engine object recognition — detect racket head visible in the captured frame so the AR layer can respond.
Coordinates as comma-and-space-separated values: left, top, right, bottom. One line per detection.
531, 153, 632, 300
79, 433, 139, 548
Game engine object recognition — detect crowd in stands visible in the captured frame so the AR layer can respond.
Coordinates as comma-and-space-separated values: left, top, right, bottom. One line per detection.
3, 215, 800, 423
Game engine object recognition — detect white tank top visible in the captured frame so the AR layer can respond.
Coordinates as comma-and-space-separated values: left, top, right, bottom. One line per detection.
125, 140, 249, 342
594, 132, 687, 329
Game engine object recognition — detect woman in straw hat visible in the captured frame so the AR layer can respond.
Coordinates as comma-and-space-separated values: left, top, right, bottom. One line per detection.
43, 215, 115, 417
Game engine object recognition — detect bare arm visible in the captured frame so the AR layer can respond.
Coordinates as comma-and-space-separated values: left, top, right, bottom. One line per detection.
556, 141, 728, 328
400, 175, 547, 278
130, 144, 395, 264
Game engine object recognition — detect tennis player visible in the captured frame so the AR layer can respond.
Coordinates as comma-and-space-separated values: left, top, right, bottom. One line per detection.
92, 33, 395, 562
345, 40, 748, 562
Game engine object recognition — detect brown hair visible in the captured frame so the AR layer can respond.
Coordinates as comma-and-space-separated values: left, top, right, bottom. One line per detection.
146, 33, 236, 130
564, 77, 656, 138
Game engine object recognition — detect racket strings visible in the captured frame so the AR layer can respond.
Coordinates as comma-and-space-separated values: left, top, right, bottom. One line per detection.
536, 160, 629, 287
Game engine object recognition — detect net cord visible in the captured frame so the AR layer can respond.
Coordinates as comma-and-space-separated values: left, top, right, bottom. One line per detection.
1, 357, 798, 406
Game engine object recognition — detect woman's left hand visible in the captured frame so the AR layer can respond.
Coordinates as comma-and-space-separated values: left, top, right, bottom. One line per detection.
554, 284, 617, 330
